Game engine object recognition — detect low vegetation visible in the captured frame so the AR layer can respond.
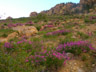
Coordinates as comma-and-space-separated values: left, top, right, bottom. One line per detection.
0, 10, 96, 72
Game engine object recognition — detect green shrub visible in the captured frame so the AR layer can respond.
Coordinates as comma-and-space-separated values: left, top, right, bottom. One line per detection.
81, 55, 87, 61
94, 31, 96, 36
84, 18, 90, 23
4, 23, 7, 26
36, 26, 41, 31
77, 32, 89, 39
2, 33, 8, 37
25, 50, 66, 71
34, 19, 38, 23
56, 41, 93, 56
37, 13, 47, 20
0, 29, 15, 37
59, 37, 76, 44
84, 16, 96, 24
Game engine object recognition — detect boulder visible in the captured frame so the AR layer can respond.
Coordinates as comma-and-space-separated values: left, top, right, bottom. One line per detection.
0, 32, 18, 43
6, 16, 13, 20
66, 53, 74, 58
0, 25, 8, 29
30, 12, 38, 17
0, 37, 8, 43
7, 32, 18, 40
12, 26, 38, 37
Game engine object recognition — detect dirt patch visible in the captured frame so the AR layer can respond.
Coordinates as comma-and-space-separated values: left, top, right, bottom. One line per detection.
58, 60, 85, 72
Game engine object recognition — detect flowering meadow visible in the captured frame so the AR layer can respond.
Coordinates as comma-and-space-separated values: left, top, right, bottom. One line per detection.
2, 38, 95, 72
0, 14, 96, 72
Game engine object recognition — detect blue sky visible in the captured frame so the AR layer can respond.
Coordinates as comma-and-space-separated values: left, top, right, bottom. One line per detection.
0, 0, 80, 19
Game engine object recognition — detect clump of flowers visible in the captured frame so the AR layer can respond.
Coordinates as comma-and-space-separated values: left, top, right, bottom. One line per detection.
24, 21, 34, 26
56, 41, 95, 55
25, 50, 69, 68
25, 54, 46, 66
7, 21, 34, 28
4, 42, 13, 48
44, 25, 54, 28
3, 39, 42, 54
87, 32, 93, 36
8, 23, 23, 28
46, 29, 70, 36
89, 16, 96, 20
4, 42, 14, 52
25, 40, 95, 70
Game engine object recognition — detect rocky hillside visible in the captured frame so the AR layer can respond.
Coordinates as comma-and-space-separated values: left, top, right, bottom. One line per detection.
0, 13, 96, 72
40, 0, 96, 15
0, 0, 96, 72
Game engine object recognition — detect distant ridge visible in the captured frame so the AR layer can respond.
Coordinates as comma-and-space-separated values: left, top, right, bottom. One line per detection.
40, 0, 96, 15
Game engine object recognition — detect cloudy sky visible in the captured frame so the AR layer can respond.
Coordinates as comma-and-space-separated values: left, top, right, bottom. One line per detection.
0, 0, 79, 19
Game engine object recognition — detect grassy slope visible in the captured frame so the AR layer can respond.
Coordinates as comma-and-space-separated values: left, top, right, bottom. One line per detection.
0, 14, 96, 72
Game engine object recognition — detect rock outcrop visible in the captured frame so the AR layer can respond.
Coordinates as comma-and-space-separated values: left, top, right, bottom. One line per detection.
0, 37, 8, 43
41, 3, 83, 15
0, 32, 18, 43
12, 25, 38, 37
80, 0, 96, 7
7, 32, 18, 40
6, 16, 13, 20
30, 12, 38, 17
40, 0, 96, 15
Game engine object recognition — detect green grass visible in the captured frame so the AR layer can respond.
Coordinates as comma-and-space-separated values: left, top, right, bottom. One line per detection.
77, 32, 89, 39
0, 29, 15, 37
84, 15, 96, 24
81, 55, 87, 61
59, 37, 78, 44
79, 24, 86, 29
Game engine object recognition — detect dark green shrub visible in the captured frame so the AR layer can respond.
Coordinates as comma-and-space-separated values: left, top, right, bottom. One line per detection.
36, 26, 41, 31
81, 55, 87, 61
4, 23, 7, 26
2, 33, 8, 37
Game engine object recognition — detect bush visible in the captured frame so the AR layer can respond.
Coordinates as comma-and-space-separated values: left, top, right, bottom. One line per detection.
36, 25, 41, 31
36, 14, 47, 20
81, 55, 87, 61
4, 23, 7, 26
46, 29, 70, 36
59, 37, 76, 44
0, 29, 15, 37
4, 42, 15, 52
34, 19, 38, 23
84, 16, 96, 24
25, 50, 67, 70
2, 33, 8, 37
77, 32, 89, 39
56, 41, 95, 55
4, 39, 42, 54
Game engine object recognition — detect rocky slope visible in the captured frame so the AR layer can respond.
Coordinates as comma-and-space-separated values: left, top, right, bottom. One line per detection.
40, 0, 96, 15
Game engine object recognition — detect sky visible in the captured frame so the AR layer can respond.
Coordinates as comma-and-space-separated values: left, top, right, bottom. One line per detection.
0, 0, 80, 19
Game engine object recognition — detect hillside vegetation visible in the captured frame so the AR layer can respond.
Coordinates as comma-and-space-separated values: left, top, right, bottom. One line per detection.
0, 14, 96, 72
0, 0, 96, 72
